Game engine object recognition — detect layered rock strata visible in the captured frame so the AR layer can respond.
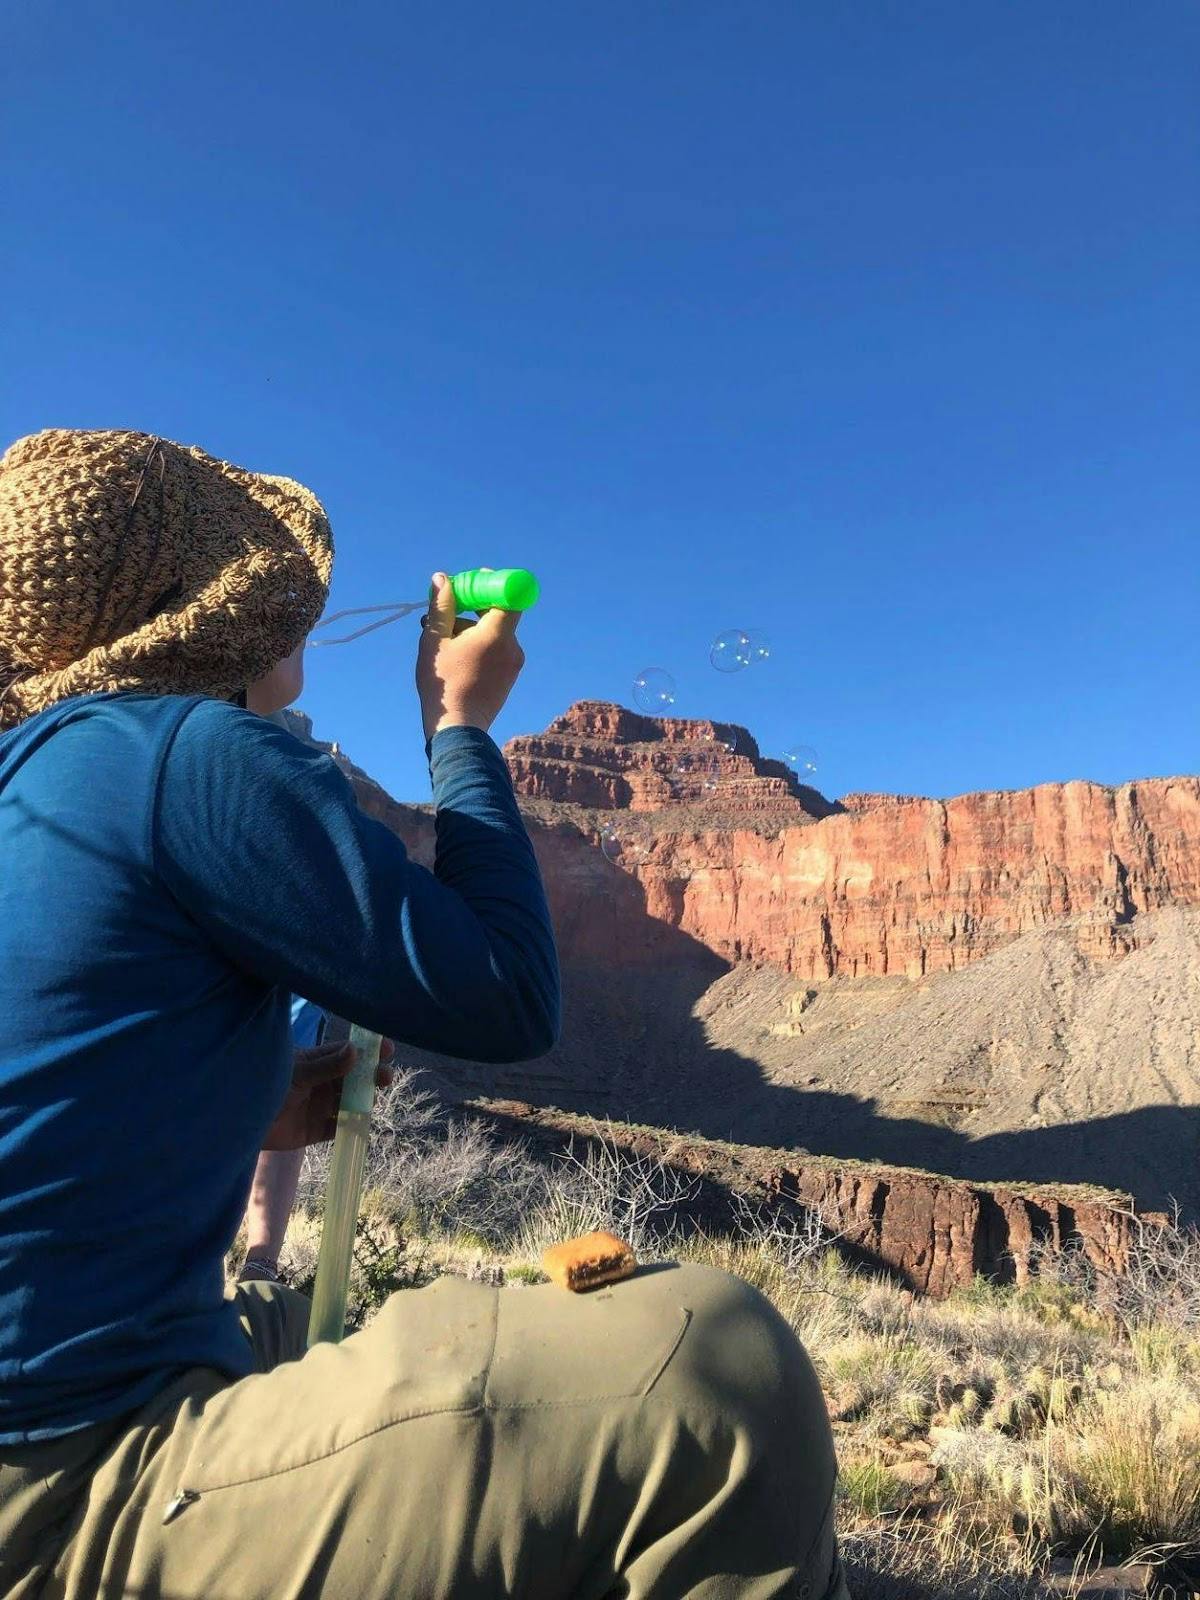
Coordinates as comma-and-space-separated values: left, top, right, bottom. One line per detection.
465, 1100, 1135, 1297
505, 704, 1200, 979
503, 700, 835, 819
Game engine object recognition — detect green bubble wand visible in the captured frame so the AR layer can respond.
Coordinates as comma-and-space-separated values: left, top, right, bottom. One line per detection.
305, 567, 540, 1346
309, 568, 540, 649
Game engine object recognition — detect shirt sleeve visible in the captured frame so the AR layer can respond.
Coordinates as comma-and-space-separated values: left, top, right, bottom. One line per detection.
152, 700, 560, 1063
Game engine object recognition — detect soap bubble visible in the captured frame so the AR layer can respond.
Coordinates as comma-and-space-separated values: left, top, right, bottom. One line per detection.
669, 755, 694, 797
633, 667, 677, 713
783, 744, 819, 780
709, 629, 752, 674
600, 824, 643, 869
744, 629, 771, 664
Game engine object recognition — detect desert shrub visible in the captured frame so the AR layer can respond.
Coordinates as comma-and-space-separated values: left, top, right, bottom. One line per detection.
514, 1131, 699, 1260
347, 1214, 428, 1325
917, 1297, 1102, 1382
824, 1335, 939, 1433
1010, 1276, 1092, 1328
839, 1518, 1057, 1600
277, 1211, 321, 1295
927, 1373, 1200, 1569
1126, 1320, 1200, 1383
390, 1120, 546, 1243
504, 1262, 547, 1286
676, 1227, 858, 1354
301, 1069, 546, 1247
1048, 1379, 1200, 1563
839, 1456, 906, 1518
930, 1426, 1024, 1499
1032, 1212, 1200, 1338
857, 1283, 918, 1338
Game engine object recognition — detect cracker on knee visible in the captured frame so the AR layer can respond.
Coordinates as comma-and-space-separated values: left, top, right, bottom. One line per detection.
542, 1231, 638, 1292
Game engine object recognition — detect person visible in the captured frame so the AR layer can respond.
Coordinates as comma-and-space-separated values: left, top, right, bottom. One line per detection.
0, 427, 847, 1599
238, 995, 324, 1285
240, 712, 330, 1289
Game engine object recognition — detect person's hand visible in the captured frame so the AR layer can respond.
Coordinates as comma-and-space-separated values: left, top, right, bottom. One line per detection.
261, 1038, 396, 1151
416, 570, 525, 741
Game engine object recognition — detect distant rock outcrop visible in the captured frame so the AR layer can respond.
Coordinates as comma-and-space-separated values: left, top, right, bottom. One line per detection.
503, 699, 837, 818
464, 1100, 1135, 1298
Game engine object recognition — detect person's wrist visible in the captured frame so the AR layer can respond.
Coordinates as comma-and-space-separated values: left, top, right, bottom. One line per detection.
425, 705, 493, 739
240, 1254, 280, 1283
431, 716, 490, 737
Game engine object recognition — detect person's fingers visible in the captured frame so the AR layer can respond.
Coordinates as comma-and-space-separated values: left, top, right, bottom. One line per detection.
295, 1041, 355, 1070
424, 571, 458, 640
380, 1038, 396, 1063
374, 1065, 395, 1089
472, 604, 522, 638
291, 1041, 354, 1089
303, 1040, 355, 1061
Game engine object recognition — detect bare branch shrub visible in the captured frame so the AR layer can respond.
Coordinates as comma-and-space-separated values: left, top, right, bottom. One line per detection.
298, 1067, 543, 1246
1031, 1205, 1200, 1336
300, 1079, 701, 1258
730, 1190, 841, 1275
514, 1129, 699, 1261
381, 1119, 545, 1243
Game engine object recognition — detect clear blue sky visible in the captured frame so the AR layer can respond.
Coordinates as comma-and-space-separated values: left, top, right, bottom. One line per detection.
4, 3, 1197, 803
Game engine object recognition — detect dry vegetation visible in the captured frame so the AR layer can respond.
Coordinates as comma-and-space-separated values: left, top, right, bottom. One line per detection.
229, 1071, 1200, 1599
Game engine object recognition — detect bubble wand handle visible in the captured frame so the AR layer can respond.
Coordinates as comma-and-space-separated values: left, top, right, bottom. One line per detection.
448, 568, 540, 613
306, 1025, 382, 1347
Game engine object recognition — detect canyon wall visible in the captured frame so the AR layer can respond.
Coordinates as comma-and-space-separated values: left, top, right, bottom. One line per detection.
504, 702, 1200, 980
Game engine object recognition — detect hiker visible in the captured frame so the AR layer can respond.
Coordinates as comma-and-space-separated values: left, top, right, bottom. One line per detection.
240, 711, 330, 1289
0, 428, 847, 1599
239, 994, 325, 1285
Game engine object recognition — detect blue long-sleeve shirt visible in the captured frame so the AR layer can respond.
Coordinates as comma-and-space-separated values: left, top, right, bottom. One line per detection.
0, 692, 559, 1443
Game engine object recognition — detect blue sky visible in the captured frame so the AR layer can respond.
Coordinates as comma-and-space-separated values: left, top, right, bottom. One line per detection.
3, 3, 1196, 803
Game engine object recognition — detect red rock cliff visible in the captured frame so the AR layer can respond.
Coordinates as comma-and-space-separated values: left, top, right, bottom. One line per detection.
504, 703, 1200, 980
504, 699, 836, 819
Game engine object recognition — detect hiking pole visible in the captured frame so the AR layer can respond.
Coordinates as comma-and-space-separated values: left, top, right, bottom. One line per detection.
306, 1025, 382, 1346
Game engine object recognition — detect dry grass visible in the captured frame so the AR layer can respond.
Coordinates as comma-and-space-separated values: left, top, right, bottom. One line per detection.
246, 1079, 1200, 1597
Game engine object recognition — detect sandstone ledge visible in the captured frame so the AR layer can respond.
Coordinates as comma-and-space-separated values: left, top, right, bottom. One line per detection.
463, 1098, 1134, 1299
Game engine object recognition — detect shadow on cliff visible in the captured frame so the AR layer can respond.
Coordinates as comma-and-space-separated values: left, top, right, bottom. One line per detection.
748, 1096, 1200, 1219
399, 824, 1200, 1220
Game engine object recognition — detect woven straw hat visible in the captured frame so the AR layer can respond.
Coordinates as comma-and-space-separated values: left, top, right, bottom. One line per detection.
0, 428, 333, 730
